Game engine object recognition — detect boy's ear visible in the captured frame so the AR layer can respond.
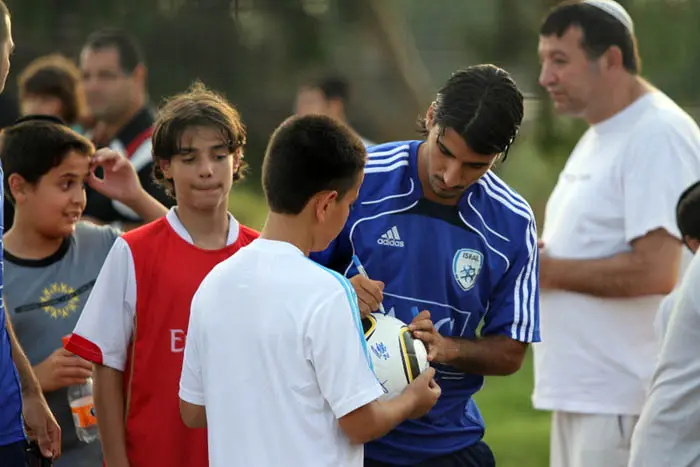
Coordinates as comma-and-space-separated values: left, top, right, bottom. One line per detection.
425, 102, 437, 129
8, 173, 30, 204
314, 190, 339, 224
159, 159, 172, 179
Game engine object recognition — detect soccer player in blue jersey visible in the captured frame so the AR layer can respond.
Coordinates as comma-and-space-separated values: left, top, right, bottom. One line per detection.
311, 64, 540, 466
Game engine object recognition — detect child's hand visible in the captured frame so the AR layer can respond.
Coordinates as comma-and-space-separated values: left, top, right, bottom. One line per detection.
87, 148, 143, 204
34, 347, 93, 392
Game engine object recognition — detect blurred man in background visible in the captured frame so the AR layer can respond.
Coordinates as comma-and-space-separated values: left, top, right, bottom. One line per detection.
80, 27, 173, 229
5, 53, 91, 231
18, 54, 89, 129
534, 1, 700, 466
295, 73, 375, 147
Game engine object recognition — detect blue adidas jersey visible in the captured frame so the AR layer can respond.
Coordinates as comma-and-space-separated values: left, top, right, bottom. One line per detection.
0, 159, 24, 446
311, 140, 540, 464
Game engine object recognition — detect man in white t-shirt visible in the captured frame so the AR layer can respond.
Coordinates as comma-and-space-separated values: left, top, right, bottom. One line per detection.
534, 1, 700, 466
178, 115, 440, 467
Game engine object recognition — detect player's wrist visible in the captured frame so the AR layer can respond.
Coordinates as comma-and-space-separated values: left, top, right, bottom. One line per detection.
440, 336, 462, 366
119, 186, 147, 208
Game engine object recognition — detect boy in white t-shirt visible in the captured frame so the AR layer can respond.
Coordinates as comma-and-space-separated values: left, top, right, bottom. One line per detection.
179, 115, 440, 467
535, 1, 700, 466
654, 180, 700, 340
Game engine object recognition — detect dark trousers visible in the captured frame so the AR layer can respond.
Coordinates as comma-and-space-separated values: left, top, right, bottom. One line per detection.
365, 441, 496, 467
0, 440, 27, 467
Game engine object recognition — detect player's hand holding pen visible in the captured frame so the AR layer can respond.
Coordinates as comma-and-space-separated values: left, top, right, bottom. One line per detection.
349, 275, 384, 318
350, 255, 385, 318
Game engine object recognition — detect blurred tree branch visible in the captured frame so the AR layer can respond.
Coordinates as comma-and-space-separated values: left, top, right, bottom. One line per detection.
362, 0, 432, 111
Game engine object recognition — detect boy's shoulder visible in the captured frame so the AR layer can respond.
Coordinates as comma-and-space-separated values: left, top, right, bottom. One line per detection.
358, 140, 418, 203
74, 221, 121, 252
237, 224, 260, 246
121, 217, 170, 245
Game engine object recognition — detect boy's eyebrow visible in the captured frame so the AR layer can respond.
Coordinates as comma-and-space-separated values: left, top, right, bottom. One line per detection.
178, 143, 229, 153
59, 171, 89, 178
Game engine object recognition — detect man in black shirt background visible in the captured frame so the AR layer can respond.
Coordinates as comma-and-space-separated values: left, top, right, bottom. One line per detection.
80, 28, 173, 229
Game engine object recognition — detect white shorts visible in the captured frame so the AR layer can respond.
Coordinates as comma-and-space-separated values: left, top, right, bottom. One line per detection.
550, 411, 639, 467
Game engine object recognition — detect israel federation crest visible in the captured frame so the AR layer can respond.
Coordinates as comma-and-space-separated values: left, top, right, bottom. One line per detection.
452, 249, 483, 291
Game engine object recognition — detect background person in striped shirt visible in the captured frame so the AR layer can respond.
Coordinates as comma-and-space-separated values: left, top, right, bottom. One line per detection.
311, 64, 540, 467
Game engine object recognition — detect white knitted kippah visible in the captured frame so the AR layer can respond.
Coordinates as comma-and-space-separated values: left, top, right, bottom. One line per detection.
582, 0, 634, 33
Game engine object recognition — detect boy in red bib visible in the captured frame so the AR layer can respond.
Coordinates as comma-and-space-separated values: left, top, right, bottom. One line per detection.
65, 83, 258, 467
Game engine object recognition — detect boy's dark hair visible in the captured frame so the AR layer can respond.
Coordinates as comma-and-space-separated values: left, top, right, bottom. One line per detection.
263, 115, 366, 215
302, 74, 349, 103
418, 64, 524, 158
677, 180, 700, 247
540, 0, 640, 74
152, 82, 247, 198
18, 54, 86, 125
83, 27, 144, 73
0, 119, 94, 204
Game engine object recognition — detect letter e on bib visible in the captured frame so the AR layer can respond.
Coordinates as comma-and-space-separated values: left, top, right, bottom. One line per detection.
452, 249, 483, 291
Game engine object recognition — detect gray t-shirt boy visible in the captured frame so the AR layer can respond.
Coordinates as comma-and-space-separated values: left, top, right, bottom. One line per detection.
6, 221, 120, 466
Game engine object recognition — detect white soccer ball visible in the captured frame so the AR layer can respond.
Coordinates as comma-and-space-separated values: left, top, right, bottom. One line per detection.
362, 313, 430, 400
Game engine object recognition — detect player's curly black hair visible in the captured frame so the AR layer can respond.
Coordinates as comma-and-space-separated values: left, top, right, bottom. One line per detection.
417, 64, 523, 160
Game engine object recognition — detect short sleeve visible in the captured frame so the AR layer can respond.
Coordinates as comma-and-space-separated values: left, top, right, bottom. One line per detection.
482, 216, 540, 343
179, 286, 205, 406
623, 127, 700, 243
307, 280, 384, 419
65, 237, 136, 371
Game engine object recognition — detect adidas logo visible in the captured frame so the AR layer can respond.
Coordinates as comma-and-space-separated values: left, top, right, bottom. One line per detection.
377, 226, 404, 248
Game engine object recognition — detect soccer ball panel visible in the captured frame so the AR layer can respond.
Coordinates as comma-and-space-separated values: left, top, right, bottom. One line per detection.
363, 313, 429, 399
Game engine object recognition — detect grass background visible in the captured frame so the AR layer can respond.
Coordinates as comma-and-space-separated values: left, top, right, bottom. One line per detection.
475, 350, 550, 466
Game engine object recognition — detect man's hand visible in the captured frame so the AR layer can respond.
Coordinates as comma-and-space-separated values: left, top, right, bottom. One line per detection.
34, 347, 93, 393
408, 310, 448, 363
22, 393, 61, 459
87, 148, 143, 205
349, 275, 384, 318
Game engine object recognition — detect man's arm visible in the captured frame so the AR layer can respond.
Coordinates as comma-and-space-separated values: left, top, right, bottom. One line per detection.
179, 287, 207, 428
338, 368, 439, 444
540, 228, 681, 298
410, 312, 528, 376
6, 309, 42, 396
93, 366, 130, 467
6, 308, 62, 458
412, 213, 539, 375
443, 335, 527, 376
180, 401, 207, 429
310, 285, 439, 444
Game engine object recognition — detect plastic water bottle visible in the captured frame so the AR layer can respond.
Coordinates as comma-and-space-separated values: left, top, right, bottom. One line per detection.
62, 335, 99, 443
